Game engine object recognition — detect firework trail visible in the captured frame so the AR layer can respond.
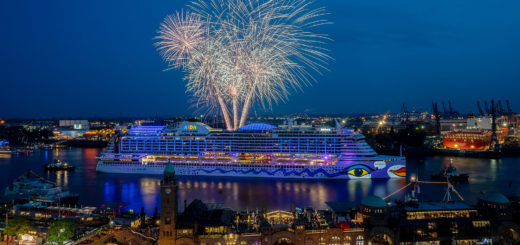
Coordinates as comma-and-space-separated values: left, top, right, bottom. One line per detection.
156, 0, 331, 130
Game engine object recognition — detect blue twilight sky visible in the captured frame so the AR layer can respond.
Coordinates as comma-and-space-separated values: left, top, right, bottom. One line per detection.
1, 0, 519, 118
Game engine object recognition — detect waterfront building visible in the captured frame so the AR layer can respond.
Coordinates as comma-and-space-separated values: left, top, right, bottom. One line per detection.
58, 120, 89, 130
55, 119, 90, 139
10, 203, 107, 225
159, 161, 178, 245
158, 164, 364, 245
159, 167, 520, 245
97, 121, 406, 179
75, 226, 156, 245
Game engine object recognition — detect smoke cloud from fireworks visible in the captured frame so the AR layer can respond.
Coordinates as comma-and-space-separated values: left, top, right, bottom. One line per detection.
156, 0, 331, 130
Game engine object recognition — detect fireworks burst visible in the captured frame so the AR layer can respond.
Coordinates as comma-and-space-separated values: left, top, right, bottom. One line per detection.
155, 11, 206, 69
156, 0, 331, 130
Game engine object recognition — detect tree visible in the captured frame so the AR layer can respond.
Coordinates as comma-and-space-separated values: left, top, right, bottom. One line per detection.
4, 216, 32, 236
153, 207, 158, 224
47, 219, 76, 245
140, 206, 146, 228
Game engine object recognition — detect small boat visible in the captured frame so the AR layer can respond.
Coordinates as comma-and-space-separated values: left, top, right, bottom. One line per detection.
3, 170, 79, 205
44, 159, 75, 171
0, 139, 12, 154
430, 162, 468, 182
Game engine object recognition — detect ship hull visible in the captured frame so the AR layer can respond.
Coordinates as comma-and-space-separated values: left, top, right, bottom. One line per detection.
96, 158, 406, 179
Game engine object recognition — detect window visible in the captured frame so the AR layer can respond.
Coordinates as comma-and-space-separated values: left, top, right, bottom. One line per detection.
329, 236, 341, 245
344, 236, 352, 245
355, 235, 364, 245
319, 237, 326, 245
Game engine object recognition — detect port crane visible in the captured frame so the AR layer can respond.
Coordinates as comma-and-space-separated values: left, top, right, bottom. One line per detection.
497, 100, 506, 116
490, 100, 499, 147
431, 102, 441, 135
401, 103, 409, 122
441, 101, 448, 118
476, 100, 485, 116
483, 101, 491, 114
506, 99, 514, 126
506, 99, 514, 115
448, 100, 458, 118
439, 100, 459, 118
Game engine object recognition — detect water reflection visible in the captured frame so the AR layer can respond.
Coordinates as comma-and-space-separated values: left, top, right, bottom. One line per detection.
1, 148, 520, 215
54, 171, 69, 187
139, 178, 160, 211
0, 154, 11, 159
104, 180, 116, 202
174, 176, 405, 211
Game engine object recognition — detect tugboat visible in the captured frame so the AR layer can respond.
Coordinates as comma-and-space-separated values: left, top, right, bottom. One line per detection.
44, 159, 75, 171
430, 161, 469, 182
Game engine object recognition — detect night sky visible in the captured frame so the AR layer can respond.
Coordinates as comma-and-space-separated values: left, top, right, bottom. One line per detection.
1, 0, 519, 118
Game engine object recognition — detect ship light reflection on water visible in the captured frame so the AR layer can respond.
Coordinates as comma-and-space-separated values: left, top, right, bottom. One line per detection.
139, 178, 160, 211
97, 174, 407, 214
5, 148, 519, 216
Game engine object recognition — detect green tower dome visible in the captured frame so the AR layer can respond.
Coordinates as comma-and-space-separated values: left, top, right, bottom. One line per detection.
164, 160, 175, 174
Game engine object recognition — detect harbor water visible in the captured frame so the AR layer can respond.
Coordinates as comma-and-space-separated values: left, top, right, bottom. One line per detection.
0, 148, 519, 215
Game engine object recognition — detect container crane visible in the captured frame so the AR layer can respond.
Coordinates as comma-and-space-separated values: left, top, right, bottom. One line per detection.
484, 101, 490, 115
442, 101, 448, 118
432, 102, 441, 135
490, 100, 498, 147
476, 101, 485, 116
448, 100, 458, 117
506, 99, 513, 115
497, 100, 506, 116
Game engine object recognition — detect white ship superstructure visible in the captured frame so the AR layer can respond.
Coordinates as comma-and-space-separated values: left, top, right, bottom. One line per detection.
96, 122, 406, 179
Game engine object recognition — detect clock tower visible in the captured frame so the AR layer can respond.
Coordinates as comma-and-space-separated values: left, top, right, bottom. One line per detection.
159, 160, 178, 245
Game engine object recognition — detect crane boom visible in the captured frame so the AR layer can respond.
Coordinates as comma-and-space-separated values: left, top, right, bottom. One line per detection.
506, 99, 513, 115
477, 100, 484, 116
484, 101, 490, 114
442, 101, 448, 116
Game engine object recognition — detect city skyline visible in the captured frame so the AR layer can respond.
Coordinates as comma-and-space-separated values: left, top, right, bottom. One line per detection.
1, 0, 520, 118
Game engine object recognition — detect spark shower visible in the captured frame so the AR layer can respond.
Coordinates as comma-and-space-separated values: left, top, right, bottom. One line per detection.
155, 0, 331, 130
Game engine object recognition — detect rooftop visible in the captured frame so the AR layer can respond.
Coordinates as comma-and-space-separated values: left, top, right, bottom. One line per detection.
479, 192, 510, 204
326, 201, 356, 213
361, 196, 387, 208
238, 123, 277, 132
404, 201, 474, 211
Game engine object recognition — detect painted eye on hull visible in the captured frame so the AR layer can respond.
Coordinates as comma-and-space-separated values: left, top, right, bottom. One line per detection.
346, 165, 373, 177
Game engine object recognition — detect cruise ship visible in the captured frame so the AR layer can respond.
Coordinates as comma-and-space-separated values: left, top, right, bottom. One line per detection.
96, 121, 406, 179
